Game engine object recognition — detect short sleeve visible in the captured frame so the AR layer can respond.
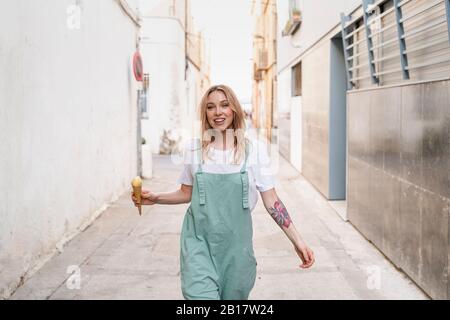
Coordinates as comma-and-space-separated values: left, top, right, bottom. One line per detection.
176, 164, 193, 186
249, 139, 276, 192
176, 139, 198, 186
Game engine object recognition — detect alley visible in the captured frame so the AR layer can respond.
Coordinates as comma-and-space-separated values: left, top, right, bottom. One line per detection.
11, 154, 429, 300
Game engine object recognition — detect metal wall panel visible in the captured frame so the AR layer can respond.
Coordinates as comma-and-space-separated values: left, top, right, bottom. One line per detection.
347, 80, 450, 300
401, 85, 424, 187
380, 171, 402, 267
422, 82, 450, 199
398, 180, 422, 282
420, 191, 449, 299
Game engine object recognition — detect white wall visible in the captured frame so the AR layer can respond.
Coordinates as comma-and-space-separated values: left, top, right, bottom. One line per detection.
276, 0, 361, 175
290, 96, 302, 172
184, 62, 202, 139
277, 67, 302, 172
140, 0, 208, 153
140, 14, 187, 153
277, 0, 361, 72
0, 0, 139, 298
276, 70, 291, 160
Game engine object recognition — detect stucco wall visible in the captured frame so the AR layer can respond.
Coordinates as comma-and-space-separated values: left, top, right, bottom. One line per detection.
140, 13, 187, 153
0, 0, 139, 298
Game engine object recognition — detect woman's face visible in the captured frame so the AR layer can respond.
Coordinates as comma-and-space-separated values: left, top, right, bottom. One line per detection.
206, 90, 234, 132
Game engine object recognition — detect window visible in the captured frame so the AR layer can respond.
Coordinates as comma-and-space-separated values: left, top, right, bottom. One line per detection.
291, 61, 302, 96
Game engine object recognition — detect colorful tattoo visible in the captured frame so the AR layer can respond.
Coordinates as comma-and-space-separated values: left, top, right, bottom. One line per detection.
269, 200, 292, 228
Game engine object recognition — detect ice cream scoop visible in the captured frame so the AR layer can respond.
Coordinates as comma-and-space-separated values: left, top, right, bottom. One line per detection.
131, 176, 142, 215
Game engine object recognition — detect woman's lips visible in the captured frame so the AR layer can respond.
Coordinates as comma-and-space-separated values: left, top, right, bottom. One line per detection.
214, 118, 225, 125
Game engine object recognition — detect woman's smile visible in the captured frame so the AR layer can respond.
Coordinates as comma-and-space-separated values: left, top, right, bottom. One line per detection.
213, 118, 226, 125
206, 90, 234, 130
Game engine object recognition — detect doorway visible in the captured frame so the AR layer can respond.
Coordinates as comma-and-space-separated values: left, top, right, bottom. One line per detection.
329, 35, 348, 219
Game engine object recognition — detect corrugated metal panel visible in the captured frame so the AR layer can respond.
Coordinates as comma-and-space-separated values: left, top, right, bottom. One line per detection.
378, 2, 403, 85
341, 0, 450, 90
355, 21, 373, 88
402, 0, 450, 80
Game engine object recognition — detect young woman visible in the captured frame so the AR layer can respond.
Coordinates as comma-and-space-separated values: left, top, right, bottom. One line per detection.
131, 85, 315, 300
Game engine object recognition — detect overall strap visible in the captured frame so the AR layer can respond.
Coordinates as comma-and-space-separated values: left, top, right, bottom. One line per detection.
240, 141, 249, 173
196, 139, 203, 174
240, 141, 249, 209
196, 139, 206, 205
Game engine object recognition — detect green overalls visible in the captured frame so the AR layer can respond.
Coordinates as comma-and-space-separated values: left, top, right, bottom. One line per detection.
180, 141, 257, 300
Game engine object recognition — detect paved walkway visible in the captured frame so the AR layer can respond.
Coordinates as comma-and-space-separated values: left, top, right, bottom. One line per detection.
11, 154, 429, 299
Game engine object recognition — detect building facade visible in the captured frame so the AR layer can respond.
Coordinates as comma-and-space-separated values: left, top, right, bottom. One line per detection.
185, 4, 211, 140
251, 0, 278, 143
0, 0, 141, 298
139, 0, 210, 155
278, 0, 450, 299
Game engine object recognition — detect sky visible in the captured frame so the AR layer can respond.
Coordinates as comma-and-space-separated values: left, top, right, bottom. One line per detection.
190, 0, 253, 102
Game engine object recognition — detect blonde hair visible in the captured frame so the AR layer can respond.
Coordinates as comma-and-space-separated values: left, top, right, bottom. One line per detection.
198, 85, 250, 164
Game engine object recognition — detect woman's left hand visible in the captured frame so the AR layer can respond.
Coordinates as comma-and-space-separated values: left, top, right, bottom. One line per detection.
294, 242, 315, 269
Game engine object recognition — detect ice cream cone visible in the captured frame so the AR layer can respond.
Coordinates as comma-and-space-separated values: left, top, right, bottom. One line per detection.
131, 176, 142, 215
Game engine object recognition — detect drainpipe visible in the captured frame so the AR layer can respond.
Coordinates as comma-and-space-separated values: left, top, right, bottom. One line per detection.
184, 0, 188, 80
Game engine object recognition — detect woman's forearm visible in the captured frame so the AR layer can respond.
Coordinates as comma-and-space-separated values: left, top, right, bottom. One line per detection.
155, 189, 190, 205
267, 198, 304, 246
261, 190, 304, 247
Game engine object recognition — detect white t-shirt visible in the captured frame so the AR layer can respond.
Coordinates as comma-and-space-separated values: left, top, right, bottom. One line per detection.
176, 138, 277, 212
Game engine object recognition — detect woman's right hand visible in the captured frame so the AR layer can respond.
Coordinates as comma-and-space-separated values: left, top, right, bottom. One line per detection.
131, 190, 158, 206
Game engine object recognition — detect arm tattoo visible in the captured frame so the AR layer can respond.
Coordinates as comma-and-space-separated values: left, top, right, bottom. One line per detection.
268, 199, 292, 228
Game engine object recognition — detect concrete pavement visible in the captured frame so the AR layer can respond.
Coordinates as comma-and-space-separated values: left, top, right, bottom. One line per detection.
10, 154, 429, 300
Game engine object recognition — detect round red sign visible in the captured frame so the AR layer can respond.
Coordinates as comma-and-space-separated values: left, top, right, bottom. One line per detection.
133, 51, 143, 82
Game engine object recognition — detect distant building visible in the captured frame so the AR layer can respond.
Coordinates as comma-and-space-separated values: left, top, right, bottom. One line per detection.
139, 0, 210, 155
251, 0, 278, 143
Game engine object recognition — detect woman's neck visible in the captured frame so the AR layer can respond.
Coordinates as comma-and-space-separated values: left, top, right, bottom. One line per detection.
212, 130, 235, 150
